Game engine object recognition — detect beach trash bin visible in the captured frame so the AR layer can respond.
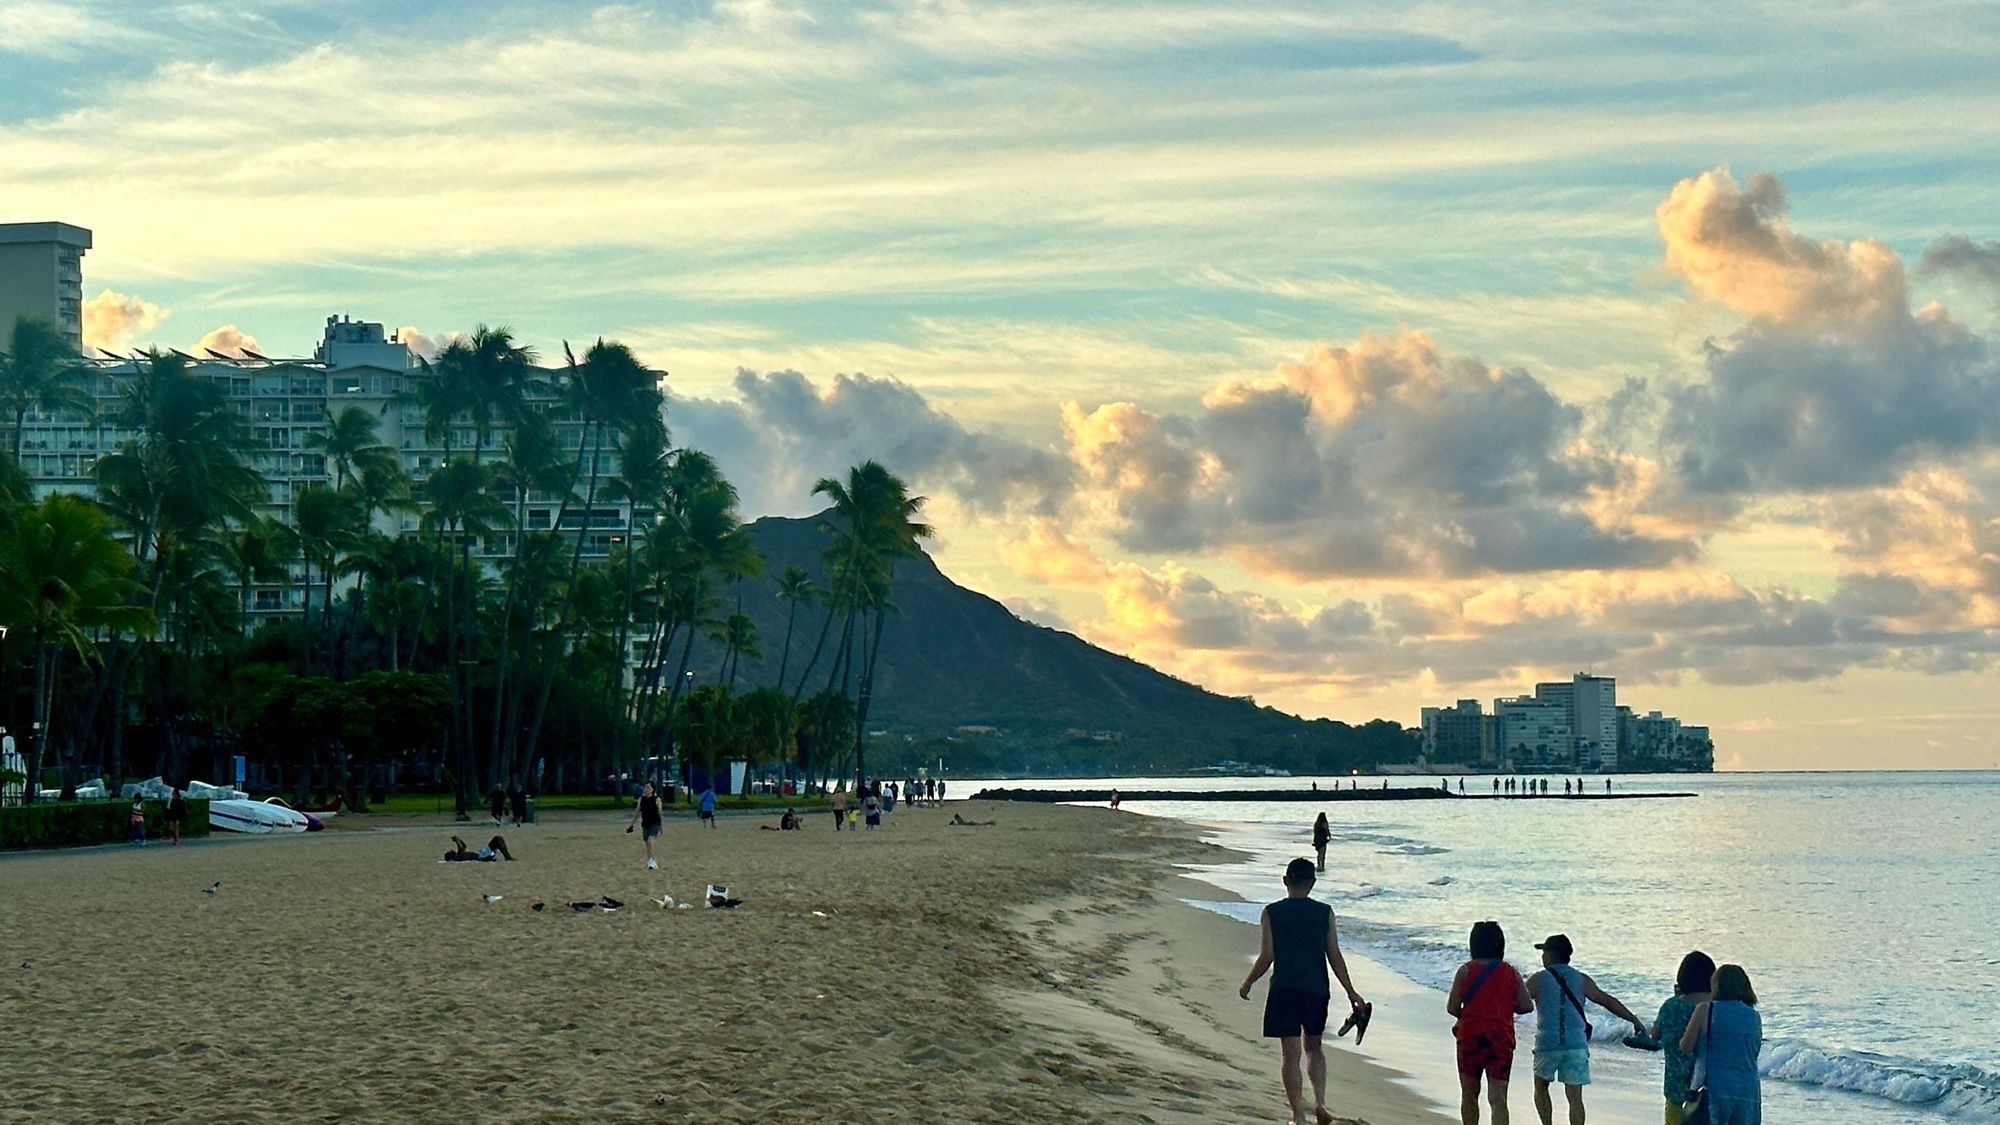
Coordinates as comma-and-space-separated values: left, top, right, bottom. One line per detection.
524, 797, 537, 824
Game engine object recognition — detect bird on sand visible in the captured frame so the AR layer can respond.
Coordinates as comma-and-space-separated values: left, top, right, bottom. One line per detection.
202, 881, 221, 894
481, 893, 503, 903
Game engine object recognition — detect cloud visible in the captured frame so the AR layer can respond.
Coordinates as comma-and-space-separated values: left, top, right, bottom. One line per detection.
1061, 332, 1693, 579
81, 289, 166, 353
194, 325, 260, 356
671, 368, 1074, 520
1656, 167, 1908, 333
1917, 236, 2000, 291
1659, 170, 2000, 496
393, 326, 452, 361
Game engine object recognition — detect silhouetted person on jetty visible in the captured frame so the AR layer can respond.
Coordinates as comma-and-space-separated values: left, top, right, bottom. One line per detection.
1239, 857, 1368, 1125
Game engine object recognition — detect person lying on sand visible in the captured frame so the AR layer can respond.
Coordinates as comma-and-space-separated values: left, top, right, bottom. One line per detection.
444, 834, 514, 862
949, 813, 995, 827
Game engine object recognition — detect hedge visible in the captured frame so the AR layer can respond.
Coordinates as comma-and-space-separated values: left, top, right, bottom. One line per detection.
0, 798, 212, 850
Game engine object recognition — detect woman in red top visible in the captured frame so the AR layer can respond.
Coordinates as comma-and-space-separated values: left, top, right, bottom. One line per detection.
1447, 920, 1535, 1124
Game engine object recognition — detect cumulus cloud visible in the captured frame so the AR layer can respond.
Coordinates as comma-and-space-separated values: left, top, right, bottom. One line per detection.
672, 368, 1074, 520
1657, 168, 1908, 333
81, 290, 167, 354
1062, 332, 1692, 579
394, 326, 453, 361
1660, 169, 2000, 496
1917, 236, 2000, 291
194, 325, 260, 356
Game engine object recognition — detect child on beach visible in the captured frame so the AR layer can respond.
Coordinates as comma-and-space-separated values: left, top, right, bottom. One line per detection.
166, 787, 186, 845
1446, 921, 1533, 1125
697, 786, 717, 827
129, 797, 146, 845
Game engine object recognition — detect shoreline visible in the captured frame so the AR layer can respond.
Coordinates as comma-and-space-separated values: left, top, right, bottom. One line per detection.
3, 800, 1446, 1123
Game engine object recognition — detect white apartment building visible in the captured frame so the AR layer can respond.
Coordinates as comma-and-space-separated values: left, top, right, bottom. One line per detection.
1493, 696, 1571, 768
16, 315, 641, 618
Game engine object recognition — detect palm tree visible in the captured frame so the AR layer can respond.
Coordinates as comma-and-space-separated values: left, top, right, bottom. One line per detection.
0, 494, 154, 800
421, 458, 511, 816
516, 340, 662, 778
423, 326, 539, 464
0, 316, 92, 460
92, 351, 264, 777
293, 483, 366, 668
813, 462, 931, 790
773, 565, 818, 687
713, 610, 761, 688
218, 515, 298, 634
304, 404, 397, 489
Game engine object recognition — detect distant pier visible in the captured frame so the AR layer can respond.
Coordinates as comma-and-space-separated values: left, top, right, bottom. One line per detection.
971, 787, 1697, 803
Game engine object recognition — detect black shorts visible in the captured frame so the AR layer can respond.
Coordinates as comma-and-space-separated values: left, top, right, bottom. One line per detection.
1263, 987, 1330, 1039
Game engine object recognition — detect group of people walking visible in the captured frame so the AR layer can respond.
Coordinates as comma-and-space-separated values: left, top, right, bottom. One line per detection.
1244, 856, 1763, 1125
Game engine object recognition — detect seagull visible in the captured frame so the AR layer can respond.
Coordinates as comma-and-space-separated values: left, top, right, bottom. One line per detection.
202, 881, 221, 895
530, 901, 545, 912
598, 896, 624, 911
653, 894, 674, 909
19, 960, 30, 970
568, 901, 598, 912
481, 893, 504, 904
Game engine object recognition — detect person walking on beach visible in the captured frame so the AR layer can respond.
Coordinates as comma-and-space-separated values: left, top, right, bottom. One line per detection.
698, 785, 717, 827
1312, 812, 1331, 873
1110, 789, 1121, 811
129, 796, 147, 845
1448, 921, 1534, 1125
1526, 934, 1648, 1125
628, 783, 662, 869
1652, 951, 1715, 1125
1238, 857, 1368, 1125
831, 786, 848, 830
1678, 965, 1762, 1125
165, 786, 187, 846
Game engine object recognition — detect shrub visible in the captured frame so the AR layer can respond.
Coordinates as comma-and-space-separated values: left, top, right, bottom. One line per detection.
0, 798, 211, 849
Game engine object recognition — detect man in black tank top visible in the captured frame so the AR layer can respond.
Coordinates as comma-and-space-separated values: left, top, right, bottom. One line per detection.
1239, 857, 1368, 1125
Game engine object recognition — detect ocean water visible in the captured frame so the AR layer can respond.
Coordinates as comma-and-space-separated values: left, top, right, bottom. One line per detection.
967, 772, 2000, 1124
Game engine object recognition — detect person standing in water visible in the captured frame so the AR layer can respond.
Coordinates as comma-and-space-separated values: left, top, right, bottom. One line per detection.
1238, 858, 1368, 1125
1525, 934, 1649, 1125
1448, 920, 1534, 1125
1312, 812, 1332, 873
627, 783, 663, 869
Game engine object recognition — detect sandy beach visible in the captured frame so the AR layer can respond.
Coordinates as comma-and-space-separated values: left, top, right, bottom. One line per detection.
1, 801, 1446, 1124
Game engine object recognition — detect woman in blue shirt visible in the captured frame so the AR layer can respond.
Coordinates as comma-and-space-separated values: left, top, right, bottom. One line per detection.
1678, 964, 1763, 1125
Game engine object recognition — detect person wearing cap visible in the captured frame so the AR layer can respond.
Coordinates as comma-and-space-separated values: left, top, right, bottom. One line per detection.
1237, 857, 1368, 1125
1524, 934, 1647, 1125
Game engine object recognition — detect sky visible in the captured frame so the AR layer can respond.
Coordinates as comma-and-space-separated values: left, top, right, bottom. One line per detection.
7, 0, 2000, 769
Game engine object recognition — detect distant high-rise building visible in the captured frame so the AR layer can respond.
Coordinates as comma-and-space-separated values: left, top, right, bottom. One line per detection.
0, 221, 91, 350
1494, 695, 1571, 768
1532, 672, 1618, 769
1419, 699, 1496, 766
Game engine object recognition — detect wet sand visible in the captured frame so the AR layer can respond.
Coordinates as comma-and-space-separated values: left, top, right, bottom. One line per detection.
0, 801, 1446, 1124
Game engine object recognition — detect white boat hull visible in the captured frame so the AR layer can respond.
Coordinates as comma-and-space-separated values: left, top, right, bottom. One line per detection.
208, 799, 310, 834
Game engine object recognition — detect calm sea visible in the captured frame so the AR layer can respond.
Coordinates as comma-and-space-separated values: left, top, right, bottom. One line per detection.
965, 771, 2000, 1124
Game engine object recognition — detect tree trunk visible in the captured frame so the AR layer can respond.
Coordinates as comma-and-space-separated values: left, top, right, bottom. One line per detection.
851, 607, 889, 791
24, 640, 53, 801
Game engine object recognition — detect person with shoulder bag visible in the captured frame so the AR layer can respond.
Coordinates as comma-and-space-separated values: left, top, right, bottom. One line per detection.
1446, 921, 1535, 1124
1678, 964, 1762, 1125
